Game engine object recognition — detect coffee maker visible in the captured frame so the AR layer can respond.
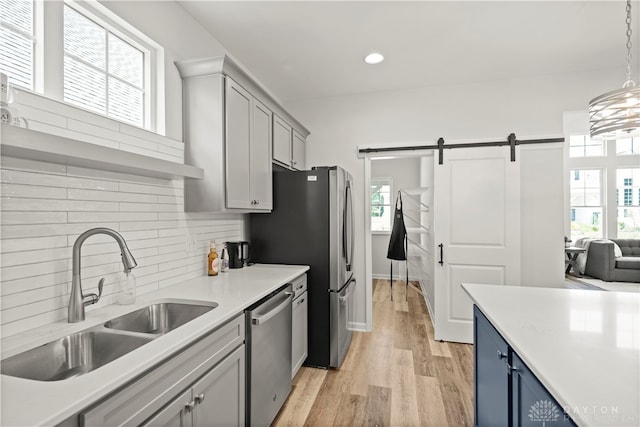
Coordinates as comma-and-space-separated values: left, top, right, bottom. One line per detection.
226, 241, 249, 268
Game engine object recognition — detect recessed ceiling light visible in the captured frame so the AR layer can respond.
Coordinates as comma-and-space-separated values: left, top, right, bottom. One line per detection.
364, 52, 384, 65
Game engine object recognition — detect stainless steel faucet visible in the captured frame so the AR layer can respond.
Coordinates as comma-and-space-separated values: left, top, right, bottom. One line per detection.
68, 228, 137, 323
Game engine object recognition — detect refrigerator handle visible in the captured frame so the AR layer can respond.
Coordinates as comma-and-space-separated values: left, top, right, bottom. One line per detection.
344, 180, 354, 271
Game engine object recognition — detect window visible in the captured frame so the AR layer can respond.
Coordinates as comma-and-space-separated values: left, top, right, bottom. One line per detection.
64, 4, 144, 127
617, 168, 640, 238
616, 137, 640, 155
569, 135, 604, 157
0, 1, 161, 132
0, 0, 35, 90
570, 169, 602, 239
371, 178, 392, 232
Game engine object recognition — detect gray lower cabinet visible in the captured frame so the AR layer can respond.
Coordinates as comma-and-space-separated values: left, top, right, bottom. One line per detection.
142, 345, 245, 427
291, 274, 308, 379
79, 314, 245, 427
474, 306, 577, 427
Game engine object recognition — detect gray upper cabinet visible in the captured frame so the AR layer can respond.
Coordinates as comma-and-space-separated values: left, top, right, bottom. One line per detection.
273, 114, 292, 167
292, 129, 306, 170
176, 55, 307, 212
273, 114, 307, 171
225, 78, 272, 210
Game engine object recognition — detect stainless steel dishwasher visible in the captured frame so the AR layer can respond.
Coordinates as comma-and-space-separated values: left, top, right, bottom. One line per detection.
246, 284, 293, 426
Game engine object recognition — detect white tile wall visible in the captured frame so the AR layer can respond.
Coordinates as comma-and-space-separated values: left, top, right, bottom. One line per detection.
1, 90, 244, 338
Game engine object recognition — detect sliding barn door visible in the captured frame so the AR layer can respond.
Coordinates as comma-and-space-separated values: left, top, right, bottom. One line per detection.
433, 146, 521, 343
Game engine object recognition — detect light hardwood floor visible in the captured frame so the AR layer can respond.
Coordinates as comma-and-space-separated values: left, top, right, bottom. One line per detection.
273, 279, 474, 427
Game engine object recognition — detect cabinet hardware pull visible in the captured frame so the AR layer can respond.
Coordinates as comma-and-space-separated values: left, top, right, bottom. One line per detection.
497, 350, 507, 360
298, 298, 305, 304
507, 363, 519, 374
438, 243, 444, 265
195, 393, 206, 404
185, 401, 195, 412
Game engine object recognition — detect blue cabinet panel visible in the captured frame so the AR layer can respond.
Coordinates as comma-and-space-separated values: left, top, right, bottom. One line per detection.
511, 352, 577, 426
474, 306, 510, 427
474, 305, 578, 427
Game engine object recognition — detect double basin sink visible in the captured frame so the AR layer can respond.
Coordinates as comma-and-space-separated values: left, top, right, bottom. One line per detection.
1, 299, 218, 381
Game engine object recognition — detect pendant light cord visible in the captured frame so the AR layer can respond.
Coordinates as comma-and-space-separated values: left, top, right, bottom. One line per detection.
624, 0, 635, 87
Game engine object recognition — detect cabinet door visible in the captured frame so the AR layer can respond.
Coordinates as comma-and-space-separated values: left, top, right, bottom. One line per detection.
251, 99, 272, 210
273, 114, 292, 167
292, 130, 305, 170
474, 306, 510, 427
141, 388, 192, 427
192, 345, 245, 427
511, 352, 577, 426
292, 291, 308, 378
225, 77, 252, 209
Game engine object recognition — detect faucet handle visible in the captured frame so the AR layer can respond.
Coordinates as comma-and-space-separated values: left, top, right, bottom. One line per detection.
83, 278, 104, 306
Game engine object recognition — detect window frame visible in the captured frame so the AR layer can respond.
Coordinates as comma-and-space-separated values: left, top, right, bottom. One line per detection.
564, 111, 640, 240
370, 176, 393, 233
0, 0, 164, 134
569, 168, 604, 240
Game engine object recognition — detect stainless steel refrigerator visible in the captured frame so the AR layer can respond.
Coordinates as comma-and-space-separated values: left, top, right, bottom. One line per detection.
249, 166, 356, 368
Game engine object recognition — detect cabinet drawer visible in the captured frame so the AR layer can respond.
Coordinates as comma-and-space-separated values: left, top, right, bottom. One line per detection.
80, 313, 245, 427
291, 274, 307, 299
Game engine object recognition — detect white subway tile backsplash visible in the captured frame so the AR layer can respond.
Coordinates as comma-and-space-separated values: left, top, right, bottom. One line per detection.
2, 198, 120, 212
66, 165, 163, 186
1, 103, 244, 338
1, 211, 67, 225
2, 183, 68, 199
1, 235, 68, 253
67, 188, 158, 203
1, 157, 68, 175
2, 169, 119, 191
1, 247, 70, 268
1, 272, 70, 297
157, 195, 182, 204
12, 104, 68, 128
68, 211, 158, 223
119, 182, 179, 196
1, 260, 70, 282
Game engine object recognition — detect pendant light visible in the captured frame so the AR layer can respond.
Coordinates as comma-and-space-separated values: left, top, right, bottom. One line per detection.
588, 0, 640, 140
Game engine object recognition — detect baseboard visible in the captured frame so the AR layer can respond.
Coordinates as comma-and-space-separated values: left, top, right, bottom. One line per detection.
348, 321, 367, 332
372, 274, 421, 281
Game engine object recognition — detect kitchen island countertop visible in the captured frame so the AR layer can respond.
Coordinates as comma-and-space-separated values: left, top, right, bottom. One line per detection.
1, 264, 309, 427
463, 283, 640, 427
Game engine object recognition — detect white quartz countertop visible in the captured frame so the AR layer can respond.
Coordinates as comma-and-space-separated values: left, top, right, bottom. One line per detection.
462, 284, 640, 427
0, 264, 309, 427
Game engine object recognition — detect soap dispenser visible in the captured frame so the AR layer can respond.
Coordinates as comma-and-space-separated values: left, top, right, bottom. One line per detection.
116, 269, 136, 305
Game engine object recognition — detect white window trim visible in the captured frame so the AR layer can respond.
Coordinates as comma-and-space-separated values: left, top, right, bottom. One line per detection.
371, 176, 393, 233
6, 0, 165, 135
563, 111, 640, 239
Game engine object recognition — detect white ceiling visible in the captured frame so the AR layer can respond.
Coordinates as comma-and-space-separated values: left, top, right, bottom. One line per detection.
178, 1, 639, 103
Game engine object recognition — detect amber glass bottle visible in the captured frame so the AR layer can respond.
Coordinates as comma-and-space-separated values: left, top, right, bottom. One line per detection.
207, 241, 219, 276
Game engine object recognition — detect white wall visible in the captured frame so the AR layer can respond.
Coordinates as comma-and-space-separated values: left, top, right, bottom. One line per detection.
370, 157, 420, 278
286, 68, 620, 328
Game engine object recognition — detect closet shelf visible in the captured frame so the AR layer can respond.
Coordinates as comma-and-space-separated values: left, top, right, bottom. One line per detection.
401, 187, 429, 196
1, 124, 204, 180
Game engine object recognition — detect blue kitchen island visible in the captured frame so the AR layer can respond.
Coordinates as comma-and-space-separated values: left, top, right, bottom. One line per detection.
463, 283, 639, 427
